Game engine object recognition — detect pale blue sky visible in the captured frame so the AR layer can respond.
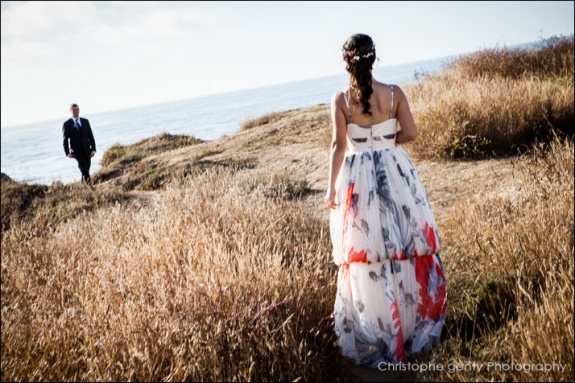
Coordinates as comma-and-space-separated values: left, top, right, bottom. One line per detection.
1, 1, 573, 127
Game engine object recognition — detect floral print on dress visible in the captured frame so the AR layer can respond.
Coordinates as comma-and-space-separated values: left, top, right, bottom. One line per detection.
330, 120, 447, 367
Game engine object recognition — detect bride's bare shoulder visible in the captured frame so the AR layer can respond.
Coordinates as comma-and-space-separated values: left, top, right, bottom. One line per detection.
391, 84, 409, 104
331, 89, 347, 106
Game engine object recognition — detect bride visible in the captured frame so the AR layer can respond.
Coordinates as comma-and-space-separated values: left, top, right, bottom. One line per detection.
326, 33, 447, 368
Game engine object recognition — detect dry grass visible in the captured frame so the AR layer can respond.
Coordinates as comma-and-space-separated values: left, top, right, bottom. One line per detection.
404, 34, 574, 159
94, 133, 204, 191
240, 111, 292, 131
1, 167, 341, 382
1, 179, 131, 239
453, 34, 574, 80
101, 133, 203, 168
4, 136, 572, 382
420, 134, 574, 382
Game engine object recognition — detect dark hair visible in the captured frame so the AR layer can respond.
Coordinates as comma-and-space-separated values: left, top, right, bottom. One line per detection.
342, 34, 377, 116
70, 103, 79, 110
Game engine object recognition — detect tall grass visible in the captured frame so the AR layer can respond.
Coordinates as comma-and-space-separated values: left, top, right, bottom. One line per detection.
404, 35, 574, 159
4, 136, 571, 381
453, 34, 574, 80
423, 134, 574, 381
1, 168, 341, 381
1, 180, 130, 238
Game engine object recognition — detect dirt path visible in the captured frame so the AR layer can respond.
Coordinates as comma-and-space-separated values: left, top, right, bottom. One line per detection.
411, 156, 518, 228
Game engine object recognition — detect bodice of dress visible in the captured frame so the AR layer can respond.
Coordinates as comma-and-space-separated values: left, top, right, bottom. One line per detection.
346, 118, 397, 153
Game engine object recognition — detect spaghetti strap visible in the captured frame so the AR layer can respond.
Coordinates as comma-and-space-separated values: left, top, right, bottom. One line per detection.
342, 90, 352, 123
390, 85, 395, 119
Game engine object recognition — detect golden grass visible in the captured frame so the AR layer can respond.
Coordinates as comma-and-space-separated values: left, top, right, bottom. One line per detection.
240, 111, 291, 131
101, 133, 203, 168
3, 136, 571, 381
421, 134, 574, 381
94, 133, 204, 191
1, 180, 131, 239
1, 168, 341, 381
453, 34, 574, 80
404, 35, 574, 159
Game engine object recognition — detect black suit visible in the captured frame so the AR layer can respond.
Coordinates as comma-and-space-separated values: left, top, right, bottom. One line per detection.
63, 117, 96, 183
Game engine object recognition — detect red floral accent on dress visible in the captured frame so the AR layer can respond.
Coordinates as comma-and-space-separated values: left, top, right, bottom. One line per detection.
415, 256, 447, 320
343, 182, 355, 229
395, 249, 406, 260
423, 222, 437, 254
348, 246, 367, 263
390, 300, 405, 362
342, 182, 355, 255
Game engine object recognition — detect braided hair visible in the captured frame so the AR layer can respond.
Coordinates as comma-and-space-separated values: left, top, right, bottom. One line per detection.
342, 34, 377, 116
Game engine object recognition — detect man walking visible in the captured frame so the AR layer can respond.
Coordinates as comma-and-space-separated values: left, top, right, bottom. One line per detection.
62, 103, 96, 184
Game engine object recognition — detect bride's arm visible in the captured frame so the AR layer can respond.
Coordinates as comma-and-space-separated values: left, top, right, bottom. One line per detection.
394, 86, 418, 144
326, 92, 347, 209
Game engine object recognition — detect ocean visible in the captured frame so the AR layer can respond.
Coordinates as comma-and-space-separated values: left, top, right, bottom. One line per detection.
0, 41, 538, 185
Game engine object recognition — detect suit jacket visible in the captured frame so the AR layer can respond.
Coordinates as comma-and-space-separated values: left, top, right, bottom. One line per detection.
62, 117, 96, 157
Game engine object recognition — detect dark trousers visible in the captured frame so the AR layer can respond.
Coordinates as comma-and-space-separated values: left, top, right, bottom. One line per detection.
76, 154, 91, 183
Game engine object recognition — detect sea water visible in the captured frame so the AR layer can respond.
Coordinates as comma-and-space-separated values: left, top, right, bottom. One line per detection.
0, 41, 539, 185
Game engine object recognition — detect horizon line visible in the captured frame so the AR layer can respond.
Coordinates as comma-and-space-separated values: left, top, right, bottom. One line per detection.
1, 35, 565, 129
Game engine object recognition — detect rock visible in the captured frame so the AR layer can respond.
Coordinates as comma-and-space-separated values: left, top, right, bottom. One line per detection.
1, 173, 13, 183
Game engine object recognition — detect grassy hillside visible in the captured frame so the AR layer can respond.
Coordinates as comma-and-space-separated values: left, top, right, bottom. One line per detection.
407, 35, 574, 159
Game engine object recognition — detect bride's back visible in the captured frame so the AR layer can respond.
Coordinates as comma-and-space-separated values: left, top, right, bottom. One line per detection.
345, 81, 396, 126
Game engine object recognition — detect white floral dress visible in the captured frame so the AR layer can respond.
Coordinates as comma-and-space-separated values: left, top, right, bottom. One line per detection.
330, 85, 447, 367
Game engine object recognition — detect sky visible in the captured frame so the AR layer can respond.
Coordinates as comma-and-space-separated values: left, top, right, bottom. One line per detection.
1, 1, 573, 128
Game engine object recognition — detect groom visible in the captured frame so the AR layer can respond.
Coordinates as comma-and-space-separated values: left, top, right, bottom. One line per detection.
62, 103, 97, 184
